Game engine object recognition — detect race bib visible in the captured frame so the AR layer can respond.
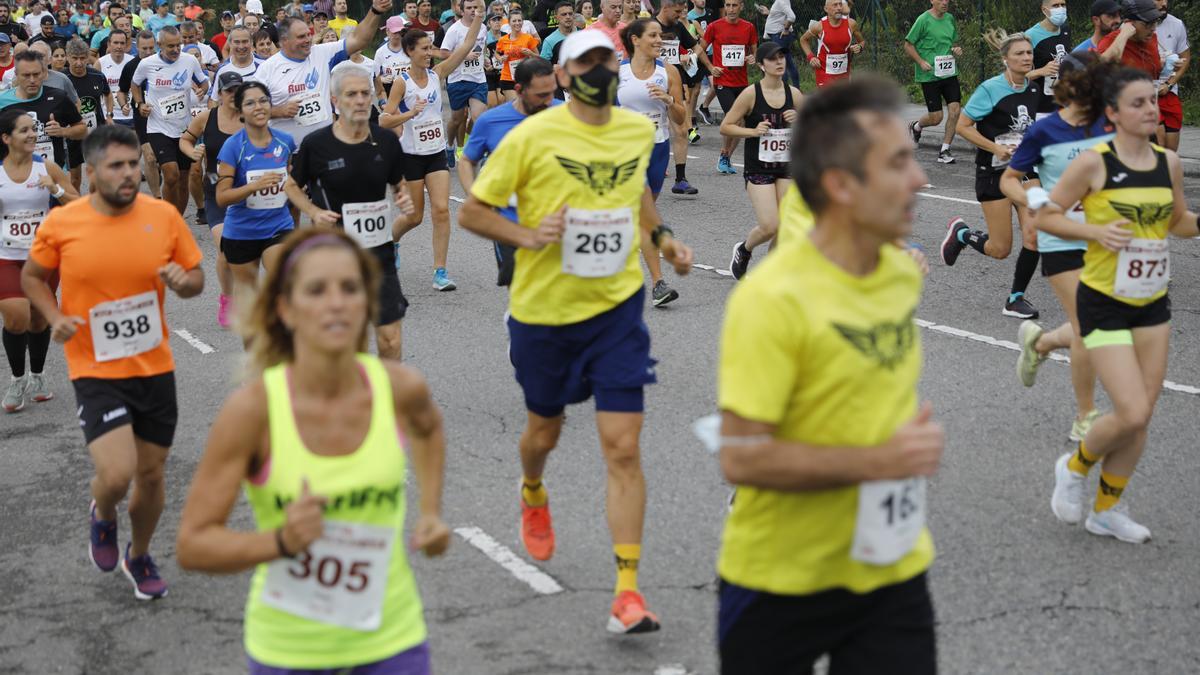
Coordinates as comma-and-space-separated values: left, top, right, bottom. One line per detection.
462, 51, 484, 76
721, 44, 745, 67
412, 117, 445, 154
851, 478, 926, 566
644, 110, 668, 144
245, 169, 288, 210
508, 57, 523, 75
190, 106, 206, 119
261, 521, 394, 632
562, 207, 633, 278
157, 91, 187, 120
34, 140, 53, 161
88, 290, 163, 363
1114, 238, 1169, 299
0, 208, 46, 249
991, 131, 1023, 168
934, 54, 956, 78
342, 199, 392, 249
294, 90, 327, 127
82, 110, 98, 130
825, 52, 848, 75
660, 39, 680, 65
1043, 72, 1058, 96
757, 128, 789, 163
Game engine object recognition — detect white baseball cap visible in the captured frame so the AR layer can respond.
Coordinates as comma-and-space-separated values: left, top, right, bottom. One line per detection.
246, 0, 264, 14
557, 29, 616, 66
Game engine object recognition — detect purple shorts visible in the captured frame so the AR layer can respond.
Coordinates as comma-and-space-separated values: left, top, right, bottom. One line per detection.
247, 642, 431, 675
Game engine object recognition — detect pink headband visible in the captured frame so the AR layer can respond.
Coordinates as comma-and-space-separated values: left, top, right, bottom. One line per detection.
281, 233, 354, 277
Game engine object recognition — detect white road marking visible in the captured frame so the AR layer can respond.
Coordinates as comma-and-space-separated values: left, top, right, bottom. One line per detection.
917, 192, 980, 206
172, 329, 214, 355
450, 195, 465, 203
454, 526, 564, 595
693, 262, 733, 276
654, 665, 691, 675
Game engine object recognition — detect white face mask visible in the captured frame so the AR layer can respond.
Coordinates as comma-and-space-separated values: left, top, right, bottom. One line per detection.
1048, 7, 1067, 26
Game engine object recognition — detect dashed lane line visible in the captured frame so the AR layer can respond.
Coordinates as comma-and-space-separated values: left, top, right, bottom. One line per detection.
454, 526, 565, 595
173, 329, 214, 355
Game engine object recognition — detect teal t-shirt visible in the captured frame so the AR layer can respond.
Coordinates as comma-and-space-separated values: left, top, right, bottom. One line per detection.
905, 11, 958, 83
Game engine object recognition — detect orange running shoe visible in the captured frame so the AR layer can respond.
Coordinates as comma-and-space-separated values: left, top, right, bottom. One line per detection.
607, 590, 661, 634
520, 499, 555, 561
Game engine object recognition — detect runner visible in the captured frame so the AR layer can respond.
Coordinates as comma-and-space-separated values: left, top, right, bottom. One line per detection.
1026, 0, 1071, 119
0, 51, 86, 170
495, 7, 539, 101
1035, 67, 1198, 542
1153, 0, 1188, 152
586, 0, 624, 60
215, 80, 296, 303
209, 25, 260, 103
1097, 0, 1161, 81
701, 0, 755, 174
798, 0, 865, 89
0, 108, 78, 412
288, 61, 416, 360
64, 38, 112, 193
723, 41, 801, 280
458, 30, 695, 633
717, 75, 941, 674
617, 18, 684, 306
130, 25, 209, 215
180, 71, 243, 329
458, 57, 558, 287
1003, 53, 1115, 442
118, 30, 162, 200
379, 11, 482, 292
485, 13, 505, 106
21, 124, 204, 600
1073, 0, 1121, 54
905, 0, 964, 164
175, 229, 450, 674
98, 28, 133, 131
375, 15, 411, 100
652, 0, 715, 193
756, 0, 795, 86
442, 0, 489, 167
252, 0, 390, 147
941, 30, 1042, 320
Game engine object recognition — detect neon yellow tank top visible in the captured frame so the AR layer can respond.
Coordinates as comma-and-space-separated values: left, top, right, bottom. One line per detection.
243, 354, 426, 670
1080, 142, 1174, 307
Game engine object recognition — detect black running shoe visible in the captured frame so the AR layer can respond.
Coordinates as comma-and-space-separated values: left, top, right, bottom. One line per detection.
1002, 295, 1040, 319
940, 218, 969, 267
730, 241, 752, 279
652, 280, 679, 307
910, 121, 922, 148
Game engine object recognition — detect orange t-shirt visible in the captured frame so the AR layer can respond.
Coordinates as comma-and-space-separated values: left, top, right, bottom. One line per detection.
497, 32, 540, 81
30, 194, 203, 381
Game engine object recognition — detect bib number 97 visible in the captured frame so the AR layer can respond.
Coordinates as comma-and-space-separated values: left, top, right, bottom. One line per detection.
286, 551, 371, 593
574, 231, 622, 255
103, 314, 151, 341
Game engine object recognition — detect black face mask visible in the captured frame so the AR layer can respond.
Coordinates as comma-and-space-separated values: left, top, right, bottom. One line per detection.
568, 63, 617, 106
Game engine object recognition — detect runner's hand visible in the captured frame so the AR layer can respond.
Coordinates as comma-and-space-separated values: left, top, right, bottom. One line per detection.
138, 102, 151, 117
310, 209, 341, 227
782, 109, 796, 124
121, 103, 131, 115
521, 48, 538, 58
528, 204, 566, 249
992, 143, 1014, 163
752, 120, 771, 136
281, 478, 327, 555
709, 65, 724, 78
919, 60, 932, 72
660, 236, 693, 275
1042, 60, 1059, 77
190, 143, 205, 162
37, 174, 56, 191
249, 171, 285, 192
409, 513, 451, 557
280, 98, 301, 118
647, 83, 671, 103
393, 189, 415, 217
412, 97, 427, 116
50, 315, 84, 343
372, 0, 392, 14
158, 262, 190, 292
1097, 219, 1133, 252
951, 45, 962, 56
44, 114, 63, 137
879, 402, 943, 479
849, 43, 861, 54
745, 52, 756, 66
808, 56, 820, 68
1118, 22, 1136, 40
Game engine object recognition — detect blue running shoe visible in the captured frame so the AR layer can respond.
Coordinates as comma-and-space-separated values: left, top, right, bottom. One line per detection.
121, 543, 167, 600
433, 267, 457, 291
89, 500, 118, 572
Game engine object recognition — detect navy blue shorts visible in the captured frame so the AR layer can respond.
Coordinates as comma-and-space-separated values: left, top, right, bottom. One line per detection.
646, 140, 671, 196
507, 287, 657, 418
447, 80, 488, 110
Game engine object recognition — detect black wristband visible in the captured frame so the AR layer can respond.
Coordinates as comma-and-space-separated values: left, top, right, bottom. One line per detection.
650, 224, 674, 248
275, 527, 295, 559
370, 5, 384, 14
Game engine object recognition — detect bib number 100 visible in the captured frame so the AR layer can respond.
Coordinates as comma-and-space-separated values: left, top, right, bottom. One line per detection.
103, 314, 151, 341
286, 551, 371, 593
574, 231, 622, 255
350, 215, 387, 235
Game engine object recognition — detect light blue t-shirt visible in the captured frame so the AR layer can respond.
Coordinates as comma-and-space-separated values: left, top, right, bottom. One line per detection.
1073, 37, 1095, 53
146, 14, 179, 36
540, 29, 568, 61
217, 128, 297, 240
463, 99, 562, 222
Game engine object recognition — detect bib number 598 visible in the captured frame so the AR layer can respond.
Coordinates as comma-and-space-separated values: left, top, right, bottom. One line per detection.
287, 552, 371, 593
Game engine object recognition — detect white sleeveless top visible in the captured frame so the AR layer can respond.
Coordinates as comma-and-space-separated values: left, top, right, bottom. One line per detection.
398, 68, 446, 156
617, 59, 671, 144
0, 157, 50, 260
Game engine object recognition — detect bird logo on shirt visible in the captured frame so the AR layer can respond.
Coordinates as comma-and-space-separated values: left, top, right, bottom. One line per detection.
171, 70, 187, 88
1110, 200, 1173, 229
833, 310, 917, 371
555, 156, 640, 196
304, 69, 319, 90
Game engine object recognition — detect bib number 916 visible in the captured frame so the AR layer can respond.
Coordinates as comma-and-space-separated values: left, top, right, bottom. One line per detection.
103, 315, 151, 341
286, 552, 371, 593
573, 231, 622, 255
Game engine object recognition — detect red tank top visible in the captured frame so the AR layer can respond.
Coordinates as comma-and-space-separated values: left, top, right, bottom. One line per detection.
815, 16, 852, 85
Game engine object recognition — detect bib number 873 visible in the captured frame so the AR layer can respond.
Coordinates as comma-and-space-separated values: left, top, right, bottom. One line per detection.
103, 315, 151, 340
574, 231, 622, 255
287, 551, 371, 593
1126, 258, 1168, 279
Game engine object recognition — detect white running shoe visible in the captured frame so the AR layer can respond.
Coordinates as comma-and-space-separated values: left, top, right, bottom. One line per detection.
1085, 503, 1151, 544
1050, 453, 1087, 524
1016, 320, 1046, 387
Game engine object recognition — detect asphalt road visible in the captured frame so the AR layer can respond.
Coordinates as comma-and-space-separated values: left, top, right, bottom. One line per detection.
3, 111, 1200, 675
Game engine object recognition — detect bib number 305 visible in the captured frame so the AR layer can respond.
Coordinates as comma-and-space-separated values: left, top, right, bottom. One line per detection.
851, 478, 926, 566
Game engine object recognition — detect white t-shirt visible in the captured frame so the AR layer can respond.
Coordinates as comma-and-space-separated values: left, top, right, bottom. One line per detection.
99, 53, 133, 120
131, 52, 209, 136
24, 11, 50, 37
210, 57, 261, 101
440, 19, 486, 84
253, 39, 348, 143
374, 42, 411, 85
1156, 14, 1189, 95
183, 41, 221, 70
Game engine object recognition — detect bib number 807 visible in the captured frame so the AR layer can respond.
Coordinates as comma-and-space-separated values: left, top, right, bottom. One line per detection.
103, 315, 151, 340
574, 231, 622, 255
286, 551, 371, 593
7, 221, 37, 237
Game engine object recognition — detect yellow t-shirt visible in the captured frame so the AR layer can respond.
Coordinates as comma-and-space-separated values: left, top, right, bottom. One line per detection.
471, 105, 653, 326
775, 184, 814, 247
328, 16, 358, 37
717, 236, 933, 596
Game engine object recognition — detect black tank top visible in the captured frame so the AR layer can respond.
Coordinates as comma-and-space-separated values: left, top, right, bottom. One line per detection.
203, 107, 233, 177
743, 81, 794, 176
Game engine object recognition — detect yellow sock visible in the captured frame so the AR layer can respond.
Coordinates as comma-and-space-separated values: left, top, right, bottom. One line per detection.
1067, 441, 1100, 476
614, 544, 640, 595
1094, 472, 1129, 513
521, 477, 547, 507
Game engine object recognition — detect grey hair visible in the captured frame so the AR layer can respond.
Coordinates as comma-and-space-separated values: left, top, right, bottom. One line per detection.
65, 36, 89, 57
330, 61, 373, 97
158, 25, 181, 39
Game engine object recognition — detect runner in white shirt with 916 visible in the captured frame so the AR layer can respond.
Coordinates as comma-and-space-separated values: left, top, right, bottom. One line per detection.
441, 0, 489, 165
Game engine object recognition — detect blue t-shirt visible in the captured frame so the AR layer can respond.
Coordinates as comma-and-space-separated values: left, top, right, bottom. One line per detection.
463, 99, 562, 222
1010, 113, 1114, 252
1072, 37, 1095, 53
147, 14, 179, 36
217, 128, 297, 240
541, 30, 568, 61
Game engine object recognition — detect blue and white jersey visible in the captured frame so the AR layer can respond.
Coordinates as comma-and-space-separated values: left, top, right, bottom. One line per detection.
216, 127, 297, 240
616, 59, 670, 144
1010, 113, 1114, 252
398, 68, 446, 155
253, 39, 349, 143
130, 52, 209, 136
210, 57, 262, 102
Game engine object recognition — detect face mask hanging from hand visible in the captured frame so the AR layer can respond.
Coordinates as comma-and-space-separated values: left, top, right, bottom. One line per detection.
568, 62, 618, 106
